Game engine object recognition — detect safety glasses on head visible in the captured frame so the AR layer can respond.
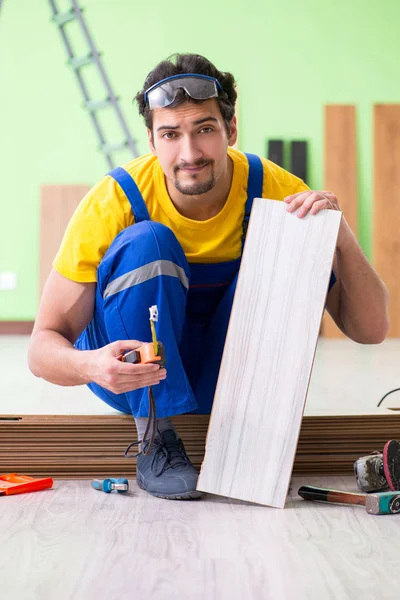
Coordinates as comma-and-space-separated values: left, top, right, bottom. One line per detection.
143, 74, 224, 110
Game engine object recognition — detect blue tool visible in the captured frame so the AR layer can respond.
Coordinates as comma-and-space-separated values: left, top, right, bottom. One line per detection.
91, 478, 129, 493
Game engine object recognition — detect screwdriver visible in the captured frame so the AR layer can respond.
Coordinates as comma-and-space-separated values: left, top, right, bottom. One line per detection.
91, 478, 129, 493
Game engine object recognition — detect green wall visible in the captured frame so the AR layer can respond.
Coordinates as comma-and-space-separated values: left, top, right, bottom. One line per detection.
0, 0, 399, 320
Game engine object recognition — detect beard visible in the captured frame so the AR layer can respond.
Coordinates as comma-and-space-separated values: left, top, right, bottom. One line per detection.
173, 160, 216, 196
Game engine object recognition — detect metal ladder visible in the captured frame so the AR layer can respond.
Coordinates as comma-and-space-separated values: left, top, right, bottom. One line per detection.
48, 0, 139, 169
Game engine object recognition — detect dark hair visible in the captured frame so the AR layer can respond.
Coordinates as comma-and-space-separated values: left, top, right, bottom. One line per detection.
135, 53, 237, 135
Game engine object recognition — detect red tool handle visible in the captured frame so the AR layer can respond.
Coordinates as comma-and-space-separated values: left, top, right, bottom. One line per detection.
0, 473, 53, 496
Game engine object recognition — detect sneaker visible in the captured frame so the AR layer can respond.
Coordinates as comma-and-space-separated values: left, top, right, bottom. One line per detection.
134, 429, 203, 500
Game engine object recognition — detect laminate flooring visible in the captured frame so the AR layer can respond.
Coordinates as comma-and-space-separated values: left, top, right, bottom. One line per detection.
1, 338, 400, 597
1, 476, 399, 600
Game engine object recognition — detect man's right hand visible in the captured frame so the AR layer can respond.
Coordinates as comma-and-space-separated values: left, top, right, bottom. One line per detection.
28, 271, 168, 390
85, 340, 167, 394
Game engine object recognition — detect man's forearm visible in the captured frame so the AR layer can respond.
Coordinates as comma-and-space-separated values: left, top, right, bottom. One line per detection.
28, 330, 92, 386
335, 219, 389, 343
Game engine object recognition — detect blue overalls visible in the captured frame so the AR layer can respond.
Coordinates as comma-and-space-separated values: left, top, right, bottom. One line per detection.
75, 154, 336, 418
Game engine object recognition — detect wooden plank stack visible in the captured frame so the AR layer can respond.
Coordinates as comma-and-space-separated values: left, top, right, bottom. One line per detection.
1, 411, 399, 480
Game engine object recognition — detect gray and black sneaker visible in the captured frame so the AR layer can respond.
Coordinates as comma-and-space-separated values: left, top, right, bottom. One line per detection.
127, 429, 203, 500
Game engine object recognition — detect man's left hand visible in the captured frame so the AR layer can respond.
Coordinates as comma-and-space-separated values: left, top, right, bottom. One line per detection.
284, 190, 349, 249
284, 190, 340, 217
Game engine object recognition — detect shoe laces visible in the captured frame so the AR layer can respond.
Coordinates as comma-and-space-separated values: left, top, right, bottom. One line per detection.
123, 387, 158, 459
124, 439, 141, 459
149, 435, 191, 476
124, 432, 191, 476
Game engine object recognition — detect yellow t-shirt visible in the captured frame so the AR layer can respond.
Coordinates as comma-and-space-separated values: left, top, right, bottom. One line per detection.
53, 148, 309, 282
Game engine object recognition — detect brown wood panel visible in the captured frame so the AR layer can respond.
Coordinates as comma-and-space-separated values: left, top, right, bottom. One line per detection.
0, 321, 34, 334
40, 185, 89, 297
40, 185, 63, 297
322, 105, 358, 338
374, 105, 400, 337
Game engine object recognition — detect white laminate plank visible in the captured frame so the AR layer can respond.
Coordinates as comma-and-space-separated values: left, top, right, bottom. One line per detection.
197, 199, 341, 508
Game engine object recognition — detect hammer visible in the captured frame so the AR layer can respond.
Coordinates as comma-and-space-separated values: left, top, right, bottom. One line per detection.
298, 485, 400, 515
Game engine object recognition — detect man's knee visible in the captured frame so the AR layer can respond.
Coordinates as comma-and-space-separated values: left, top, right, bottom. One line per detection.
115, 221, 184, 260
98, 221, 189, 290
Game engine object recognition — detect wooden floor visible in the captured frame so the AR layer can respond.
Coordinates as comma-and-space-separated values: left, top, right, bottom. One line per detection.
1, 336, 400, 598
1, 476, 399, 600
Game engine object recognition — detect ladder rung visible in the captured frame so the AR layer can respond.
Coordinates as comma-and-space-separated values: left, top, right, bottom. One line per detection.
53, 10, 76, 27
99, 142, 129, 153
85, 99, 113, 111
69, 54, 94, 69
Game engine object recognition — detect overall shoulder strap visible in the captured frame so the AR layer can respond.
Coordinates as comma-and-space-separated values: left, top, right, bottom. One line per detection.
108, 166, 150, 223
242, 153, 264, 246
